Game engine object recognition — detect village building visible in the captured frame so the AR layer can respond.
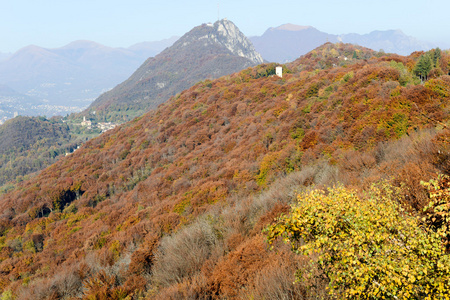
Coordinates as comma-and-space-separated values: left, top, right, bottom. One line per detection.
81, 116, 92, 128
276, 66, 283, 78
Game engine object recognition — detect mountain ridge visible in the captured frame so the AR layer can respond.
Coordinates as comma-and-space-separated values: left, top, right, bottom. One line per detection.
339, 29, 433, 55
251, 24, 435, 62
251, 25, 335, 63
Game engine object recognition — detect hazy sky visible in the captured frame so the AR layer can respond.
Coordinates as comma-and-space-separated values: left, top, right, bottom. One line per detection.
1, 0, 449, 53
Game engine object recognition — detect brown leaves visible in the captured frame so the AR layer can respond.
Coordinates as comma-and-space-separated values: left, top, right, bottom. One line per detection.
0, 44, 450, 298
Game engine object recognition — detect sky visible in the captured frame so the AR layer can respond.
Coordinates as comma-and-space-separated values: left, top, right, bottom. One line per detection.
1, 0, 449, 53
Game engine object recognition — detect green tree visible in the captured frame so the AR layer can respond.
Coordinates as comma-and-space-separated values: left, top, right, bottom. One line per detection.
266, 183, 450, 299
434, 47, 442, 67
414, 54, 433, 82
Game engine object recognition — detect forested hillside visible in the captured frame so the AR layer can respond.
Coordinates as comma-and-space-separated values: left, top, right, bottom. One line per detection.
0, 43, 449, 299
0, 116, 80, 189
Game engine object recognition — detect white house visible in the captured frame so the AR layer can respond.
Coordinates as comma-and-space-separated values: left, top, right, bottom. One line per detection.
276, 66, 283, 78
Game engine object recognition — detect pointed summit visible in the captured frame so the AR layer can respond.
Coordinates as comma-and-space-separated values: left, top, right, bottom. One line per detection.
87, 19, 263, 122
210, 19, 263, 64
167, 19, 263, 64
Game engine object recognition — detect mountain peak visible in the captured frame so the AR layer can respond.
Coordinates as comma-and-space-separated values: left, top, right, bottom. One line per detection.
175, 19, 264, 65
59, 40, 105, 50
213, 19, 264, 64
274, 24, 313, 31
14, 45, 48, 54
8, 45, 57, 63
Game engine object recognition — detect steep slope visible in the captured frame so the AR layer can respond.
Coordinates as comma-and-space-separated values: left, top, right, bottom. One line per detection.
0, 116, 80, 188
250, 24, 435, 63
0, 44, 449, 298
86, 19, 264, 122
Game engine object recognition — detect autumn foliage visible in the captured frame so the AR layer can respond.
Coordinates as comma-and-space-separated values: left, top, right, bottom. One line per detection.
267, 184, 450, 299
0, 43, 449, 298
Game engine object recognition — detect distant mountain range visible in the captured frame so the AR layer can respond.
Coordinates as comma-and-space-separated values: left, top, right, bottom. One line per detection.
338, 29, 434, 56
0, 39, 178, 113
250, 24, 435, 63
85, 19, 263, 122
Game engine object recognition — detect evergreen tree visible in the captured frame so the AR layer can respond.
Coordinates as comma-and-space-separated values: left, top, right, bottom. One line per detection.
414, 54, 433, 82
434, 47, 442, 67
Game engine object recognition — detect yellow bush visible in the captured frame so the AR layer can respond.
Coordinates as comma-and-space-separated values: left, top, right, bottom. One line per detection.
266, 183, 450, 299
422, 174, 450, 250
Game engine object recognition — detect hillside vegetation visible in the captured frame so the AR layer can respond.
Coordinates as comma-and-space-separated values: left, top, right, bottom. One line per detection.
0, 116, 81, 189
0, 43, 449, 299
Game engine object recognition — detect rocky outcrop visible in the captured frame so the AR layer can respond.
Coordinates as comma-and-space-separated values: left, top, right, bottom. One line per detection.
212, 19, 264, 64
174, 19, 263, 64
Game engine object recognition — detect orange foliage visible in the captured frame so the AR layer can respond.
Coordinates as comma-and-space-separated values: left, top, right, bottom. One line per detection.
0, 43, 449, 298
